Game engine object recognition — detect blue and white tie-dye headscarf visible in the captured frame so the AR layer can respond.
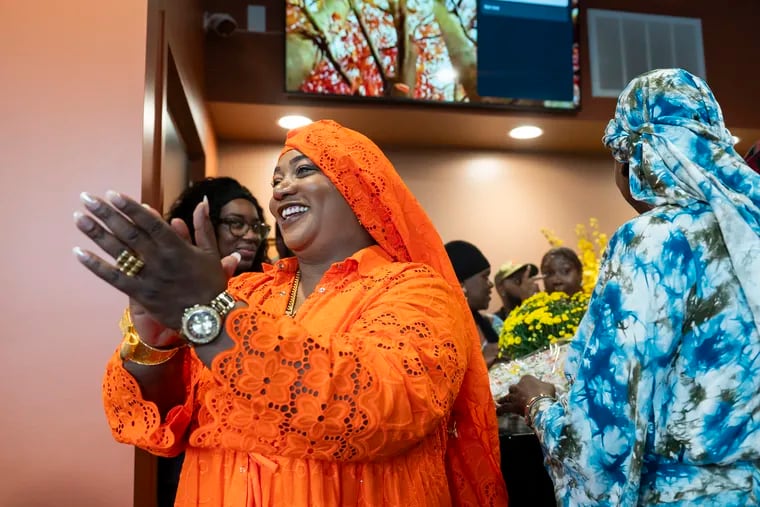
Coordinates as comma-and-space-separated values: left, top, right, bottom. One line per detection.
602, 68, 760, 333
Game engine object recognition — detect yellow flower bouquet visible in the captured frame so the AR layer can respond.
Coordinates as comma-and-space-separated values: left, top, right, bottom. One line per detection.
498, 291, 589, 360
489, 291, 589, 399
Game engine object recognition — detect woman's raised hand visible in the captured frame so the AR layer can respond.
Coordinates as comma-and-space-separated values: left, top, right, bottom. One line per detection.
73, 191, 228, 333
520, 268, 540, 299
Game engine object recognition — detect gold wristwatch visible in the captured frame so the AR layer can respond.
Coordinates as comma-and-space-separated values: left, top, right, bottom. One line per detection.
180, 291, 237, 345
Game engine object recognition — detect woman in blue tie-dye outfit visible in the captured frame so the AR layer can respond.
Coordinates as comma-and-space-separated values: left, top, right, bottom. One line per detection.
499, 68, 760, 506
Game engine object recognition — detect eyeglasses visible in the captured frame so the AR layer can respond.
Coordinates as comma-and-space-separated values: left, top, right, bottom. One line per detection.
218, 218, 271, 238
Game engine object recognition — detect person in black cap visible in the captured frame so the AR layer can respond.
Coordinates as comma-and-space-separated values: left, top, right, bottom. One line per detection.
444, 240, 500, 367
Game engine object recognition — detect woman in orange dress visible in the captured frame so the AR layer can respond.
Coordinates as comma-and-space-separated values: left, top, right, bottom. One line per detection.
74, 120, 507, 506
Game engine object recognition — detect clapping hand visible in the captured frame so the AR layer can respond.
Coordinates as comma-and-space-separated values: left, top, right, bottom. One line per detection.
73, 191, 232, 346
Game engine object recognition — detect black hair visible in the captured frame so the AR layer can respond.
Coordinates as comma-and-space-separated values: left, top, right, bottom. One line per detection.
541, 246, 582, 273
166, 177, 268, 272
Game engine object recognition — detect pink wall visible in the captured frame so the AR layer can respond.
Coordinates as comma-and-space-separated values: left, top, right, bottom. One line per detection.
0, 1, 146, 505
217, 143, 636, 312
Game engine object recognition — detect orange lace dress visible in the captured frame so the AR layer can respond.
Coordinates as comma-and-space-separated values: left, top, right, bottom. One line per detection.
103, 247, 503, 506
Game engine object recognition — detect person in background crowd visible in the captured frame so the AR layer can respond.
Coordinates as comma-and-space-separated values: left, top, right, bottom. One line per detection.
166, 176, 270, 274
540, 247, 583, 296
493, 261, 539, 322
445, 240, 501, 367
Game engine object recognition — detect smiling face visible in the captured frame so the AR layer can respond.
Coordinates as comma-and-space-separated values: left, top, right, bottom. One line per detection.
270, 150, 375, 263
215, 198, 266, 274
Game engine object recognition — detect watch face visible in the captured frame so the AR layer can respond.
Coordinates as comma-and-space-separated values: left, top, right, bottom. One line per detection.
182, 305, 221, 345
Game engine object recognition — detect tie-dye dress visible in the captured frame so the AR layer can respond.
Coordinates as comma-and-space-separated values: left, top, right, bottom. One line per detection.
531, 68, 760, 506
534, 205, 760, 505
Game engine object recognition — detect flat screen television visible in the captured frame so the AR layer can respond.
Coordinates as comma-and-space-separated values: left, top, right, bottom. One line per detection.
285, 0, 579, 111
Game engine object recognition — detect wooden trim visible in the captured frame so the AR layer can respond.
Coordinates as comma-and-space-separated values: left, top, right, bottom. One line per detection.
166, 47, 205, 182
141, 4, 167, 211
134, 449, 159, 507
135, 2, 208, 505
136, 2, 164, 506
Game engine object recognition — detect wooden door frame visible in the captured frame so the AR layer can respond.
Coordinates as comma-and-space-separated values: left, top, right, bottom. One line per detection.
136, 1, 206, 506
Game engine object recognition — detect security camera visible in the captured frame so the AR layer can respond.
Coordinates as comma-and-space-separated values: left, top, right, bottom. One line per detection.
204, 12, 238, 37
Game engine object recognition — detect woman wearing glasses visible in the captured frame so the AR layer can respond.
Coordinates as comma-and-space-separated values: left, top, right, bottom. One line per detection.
166, 177, 271, 275
159, 177, 270, 506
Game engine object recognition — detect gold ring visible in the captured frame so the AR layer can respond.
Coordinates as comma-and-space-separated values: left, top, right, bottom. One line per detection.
116, 250, 145, 277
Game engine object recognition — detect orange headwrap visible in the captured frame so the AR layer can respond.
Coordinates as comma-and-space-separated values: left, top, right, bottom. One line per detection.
281, 120, 507, 506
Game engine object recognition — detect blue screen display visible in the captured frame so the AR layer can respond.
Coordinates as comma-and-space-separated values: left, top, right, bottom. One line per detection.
478, 0, 577, 103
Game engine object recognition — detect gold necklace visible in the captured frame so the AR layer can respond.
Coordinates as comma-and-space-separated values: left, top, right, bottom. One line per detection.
285, 270, 301, 317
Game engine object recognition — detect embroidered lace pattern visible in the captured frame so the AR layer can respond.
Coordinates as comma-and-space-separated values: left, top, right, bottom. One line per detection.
103, 254, 496, 504
207, 261, 466, 460
283, 120, 507, 505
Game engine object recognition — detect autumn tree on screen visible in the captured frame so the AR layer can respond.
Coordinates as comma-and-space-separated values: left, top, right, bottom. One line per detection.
285, 0, 478, 102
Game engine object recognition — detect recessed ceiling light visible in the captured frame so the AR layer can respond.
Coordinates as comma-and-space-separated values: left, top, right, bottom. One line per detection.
509, 125, 543, 140
277, 115, 312, 130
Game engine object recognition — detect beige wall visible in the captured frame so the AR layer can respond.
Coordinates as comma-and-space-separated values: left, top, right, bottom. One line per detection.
0, 1, 146, 505
218, 143, 637, 312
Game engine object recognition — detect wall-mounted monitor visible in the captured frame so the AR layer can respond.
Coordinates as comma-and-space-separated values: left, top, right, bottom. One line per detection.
285, 0, 579, 111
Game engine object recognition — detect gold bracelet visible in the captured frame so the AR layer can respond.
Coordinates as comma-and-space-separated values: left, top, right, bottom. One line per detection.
118, 308, 183, 366
524, 393, 555, 427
